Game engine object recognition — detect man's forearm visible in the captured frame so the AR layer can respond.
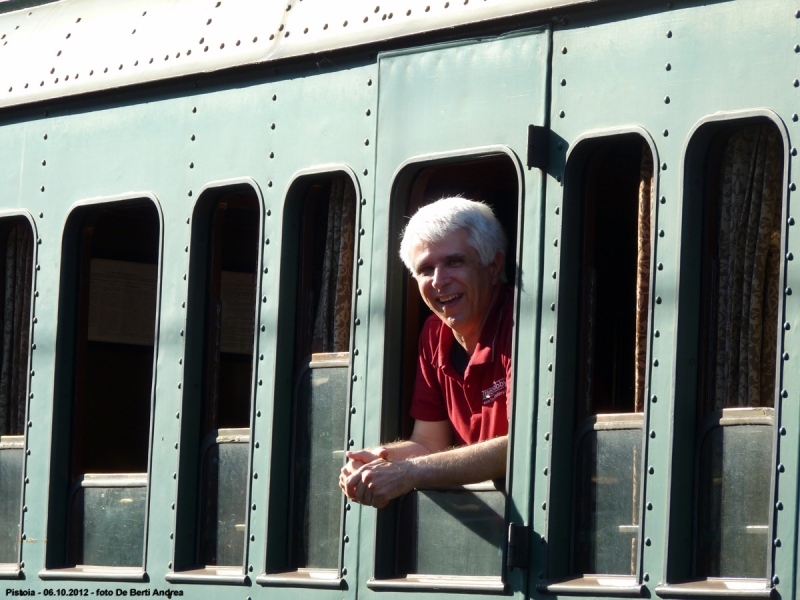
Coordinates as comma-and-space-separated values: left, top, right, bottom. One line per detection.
407, 435, 507, 489
379, 439, 432, 461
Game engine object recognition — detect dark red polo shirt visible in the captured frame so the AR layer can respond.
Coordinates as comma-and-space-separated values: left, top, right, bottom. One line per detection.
410, 286, 513, 446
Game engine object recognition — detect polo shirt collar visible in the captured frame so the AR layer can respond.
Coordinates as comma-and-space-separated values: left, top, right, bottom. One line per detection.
435, 286, 510, 371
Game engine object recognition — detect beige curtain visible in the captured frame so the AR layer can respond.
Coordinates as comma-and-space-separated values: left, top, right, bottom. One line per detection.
712, 125, 782, 412
634, 145, 654, 413
312, 177, 356, 353
0, 222, 33, 435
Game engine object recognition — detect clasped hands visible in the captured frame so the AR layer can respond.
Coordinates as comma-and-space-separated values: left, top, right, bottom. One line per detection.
338, 447, 417, 508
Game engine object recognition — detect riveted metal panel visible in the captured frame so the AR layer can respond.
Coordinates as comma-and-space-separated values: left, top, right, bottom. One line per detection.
0, 0, 589, 112
360, 28, 549, 599
531, 2, 800, 599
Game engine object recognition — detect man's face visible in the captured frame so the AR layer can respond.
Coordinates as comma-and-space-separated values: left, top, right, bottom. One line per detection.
410, 228, 503, 342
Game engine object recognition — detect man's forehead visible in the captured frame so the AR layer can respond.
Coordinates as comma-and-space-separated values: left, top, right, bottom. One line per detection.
411, 231, 474, 264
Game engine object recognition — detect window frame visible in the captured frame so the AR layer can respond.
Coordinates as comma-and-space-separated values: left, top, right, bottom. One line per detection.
168, 178, 265, 584
259, 165, 361, 590
543, 127, 659, 596
658, 110, 789, 598
368, 145, 523, 594
0, 210, 37, 579
43, 193, 163, 581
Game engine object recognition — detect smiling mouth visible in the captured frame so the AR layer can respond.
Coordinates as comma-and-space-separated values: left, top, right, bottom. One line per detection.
437, 293, 463, 305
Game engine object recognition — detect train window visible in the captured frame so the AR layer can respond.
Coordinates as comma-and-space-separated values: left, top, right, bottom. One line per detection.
46, 199, 160, 576
666, 119, 784, 591
0, 217, 34, 570
373, 154, 518, 586
170, 184, 261, 580
546, 135, 654, 588
262, 172, 356, 584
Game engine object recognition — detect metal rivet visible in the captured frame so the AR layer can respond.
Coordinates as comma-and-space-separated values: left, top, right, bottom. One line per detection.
661, 163, 667, 171
660, 195, 666, 204
794, 79, 799, 88
780, 426, 787, 435
39, 212, 43, 218
666, 30, 672, 38
546, 398, 551, 406
664, 95, 670, 104
254, 442, 259, 449
30, 370, 34, 376
561, 46, 567, 54
773, 575, 780, 585
651, 395, 657, 403
653, 359, 659, 367
790, 217, 796, 226
663, 129, 669, 137
253, 472, 258, 479
648, 466, 654, 474
542, 502, 547, 510
659, 229, 665, 237
792, 183, 797, 192
787, 287, 793, 295
776, 501, 784, 510
544, 432, 550, 441
256, 410, 261, 417
40, 186, 44, 192
258, 379, 263, 385
352, 375, 358, 382
177, 383, 181, 389
656, 296, 662, 304
784, 352, 790, 361
345, 503, 351, 511
172, 472, 176, 479
360, 228, 366, 236
363, 168, 369, 176
176, 412, 180, 419
774, 538, 782, 547
262, 296, 267, 303
643, 573, 650, 582
367, 78, 372, 86
348, 439, 354, 447
355, 318, 361, 325
549, 335, 554, 343
649, 430, 656, 438
665, 62, 671, 71
543, 467, 548, 475
559, 110, 565, 118
547, 363, 553, 372
647, 502, 653, 510
782, 389, 789, 398
795, 114, 800, 122
560, 78, 566, 86
645, 538, 651, 546
351, 406, 356, 414
553, 239, 558, 247
24, 477, 29, 484
344, 535, 350, 543
260, 324, 265, 332
27, 421, 32, 428
778, 463, 785, 472
550, 303, 556, 311
657, 262, 663, 270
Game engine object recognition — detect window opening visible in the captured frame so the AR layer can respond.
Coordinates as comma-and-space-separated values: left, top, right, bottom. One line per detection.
171, 188, 261, 575
570, 139, 652, 577
376, 155, 519, 582
267, 173, 356, 578
692, 123, 782, 579
0, 218, 33, 566
59, 200, 160, 569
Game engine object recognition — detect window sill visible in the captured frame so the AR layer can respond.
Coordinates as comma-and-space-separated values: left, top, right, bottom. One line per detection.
39, 566, 146, 581
367, 575, 507, 594
256, 569, 343, 589
0, 564, 21, 579
655, 579, 774, 598
540, 576, 645, 596
165, 567, 247, 585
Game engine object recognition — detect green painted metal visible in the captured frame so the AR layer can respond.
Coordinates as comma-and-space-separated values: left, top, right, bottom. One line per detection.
0, 1, 797, 599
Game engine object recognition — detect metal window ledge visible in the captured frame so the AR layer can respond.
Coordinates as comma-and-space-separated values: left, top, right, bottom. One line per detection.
540, 576, 645, 596
39, 566, 146, 582
165, 567, 248, 585
368, 575, 507, 594
655, 579, 774, 598
256, 569, 343, 589
0, 564, 21, 579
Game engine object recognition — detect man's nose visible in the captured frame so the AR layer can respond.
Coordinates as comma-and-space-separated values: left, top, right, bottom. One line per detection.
432, 266, 450, 289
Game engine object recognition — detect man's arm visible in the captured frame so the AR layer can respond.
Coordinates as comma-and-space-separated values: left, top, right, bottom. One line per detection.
339, 420, 452, 496
346, 435, 507, 508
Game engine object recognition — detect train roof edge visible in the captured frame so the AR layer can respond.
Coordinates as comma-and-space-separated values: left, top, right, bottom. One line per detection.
0, 0, 596, 110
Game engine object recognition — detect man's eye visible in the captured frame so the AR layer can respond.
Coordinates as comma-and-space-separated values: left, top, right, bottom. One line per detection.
418, 266, 433, 276
447, 258, 463, 267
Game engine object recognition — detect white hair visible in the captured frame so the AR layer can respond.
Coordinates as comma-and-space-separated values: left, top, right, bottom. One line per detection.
399, 197, 508, 282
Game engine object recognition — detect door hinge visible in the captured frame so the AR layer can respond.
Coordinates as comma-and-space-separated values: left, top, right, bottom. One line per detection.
507, 522, 530, 569
526, 124, 549, 170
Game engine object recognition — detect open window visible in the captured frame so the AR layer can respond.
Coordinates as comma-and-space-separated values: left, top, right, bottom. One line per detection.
170, 183, 262, 582
0, 217, 34, 573
370, 153, 519, 590
46, 198, 161, 578
546, 134, 655, 592
262, 172, 357, 586
663, 119, 784, 596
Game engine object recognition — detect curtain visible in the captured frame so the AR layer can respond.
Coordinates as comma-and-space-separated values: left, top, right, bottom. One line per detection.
634, 145, 654, 413
312, 177, 356, 353
0, 222, 33, 436
711, 125, 782, 412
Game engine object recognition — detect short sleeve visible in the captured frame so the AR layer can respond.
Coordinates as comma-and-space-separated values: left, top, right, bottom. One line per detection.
409, 319, 450, 422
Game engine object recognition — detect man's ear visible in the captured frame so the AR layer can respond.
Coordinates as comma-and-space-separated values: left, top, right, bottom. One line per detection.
490, 251, 504, 283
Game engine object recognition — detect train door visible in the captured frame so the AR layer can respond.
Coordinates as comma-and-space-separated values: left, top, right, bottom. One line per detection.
356, 28, 551, 600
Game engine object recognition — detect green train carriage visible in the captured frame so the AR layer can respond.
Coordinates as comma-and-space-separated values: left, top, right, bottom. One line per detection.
0, 0, 796, 599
